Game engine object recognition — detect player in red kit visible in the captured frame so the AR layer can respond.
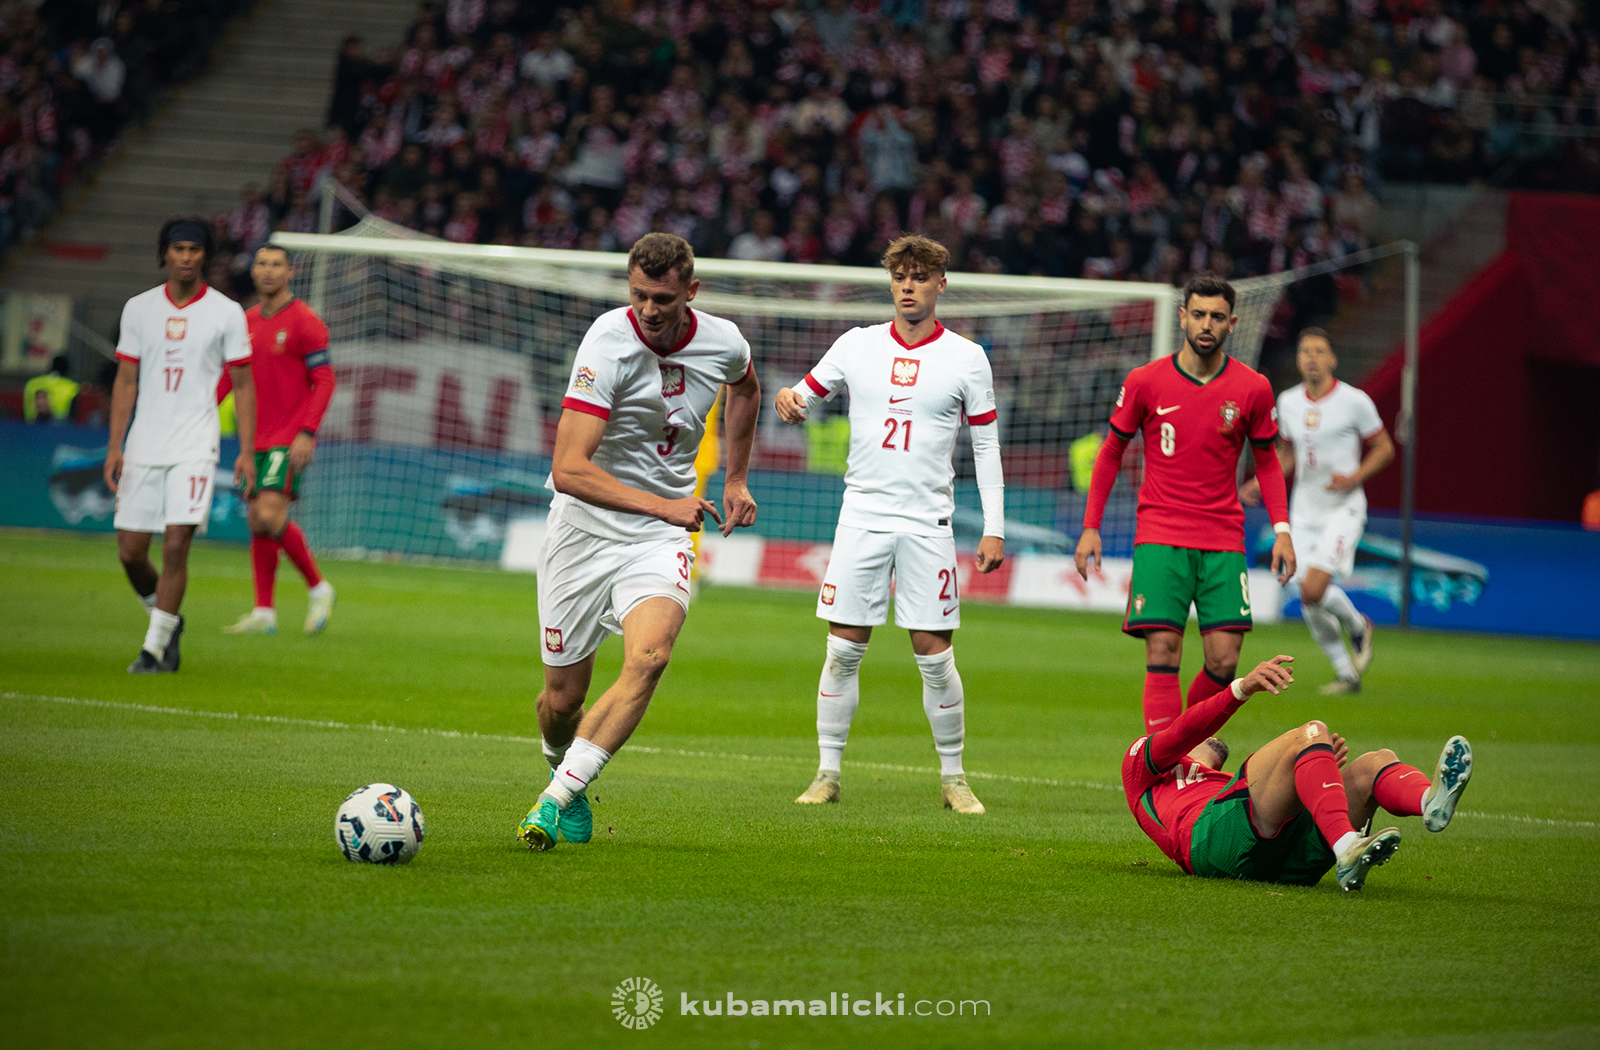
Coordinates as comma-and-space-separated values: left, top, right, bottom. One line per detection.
221, 245, 337, 635
1077, 272, 1295, 732
1122, 654, 1474, 891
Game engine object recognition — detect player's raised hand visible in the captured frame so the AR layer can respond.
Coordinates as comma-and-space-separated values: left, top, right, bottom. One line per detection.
103, 448, 123, 493
1074, 527, 1102, 580
773, 387, 808, 424
1238, 655, 1295, 697
1328, 730, 1350, 767
720, 480, 758, 536
1270, 531, 1296, 584
975, 535, 1005, 573
660, 496, 722, 532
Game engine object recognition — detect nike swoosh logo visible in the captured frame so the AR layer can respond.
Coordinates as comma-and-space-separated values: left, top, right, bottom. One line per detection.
938, 700, 960, 709
1397, 771, 1421, 779
1322, 782, 1342, 789
942, 605, 958, 615
1155, 405, 1180, 415
889, 396, 911, 404
1149, 716, 1173, 726
564, 771, 588, 786
820, 692, 843, 698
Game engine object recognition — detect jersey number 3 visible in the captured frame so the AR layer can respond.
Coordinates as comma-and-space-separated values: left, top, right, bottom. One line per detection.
657, 425, 680, 456
882, 418, 912, 451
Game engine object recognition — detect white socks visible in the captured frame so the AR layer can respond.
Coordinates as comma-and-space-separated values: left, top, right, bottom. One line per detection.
1321, 584, 1364, 636
1302, 599, 1357, 680
916, 647, 966, 777
253, 605, 278, 623
142, 609, 179, 657
542, 738, 569, 771
139, 592, 157, 612
1333, 830, 1361, 857
309, 580, 334, 600
816, 635, 867, 773
543, 737, 611, 808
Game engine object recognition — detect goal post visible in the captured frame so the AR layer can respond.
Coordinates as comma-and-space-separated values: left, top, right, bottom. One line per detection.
272, 222, 1305, 579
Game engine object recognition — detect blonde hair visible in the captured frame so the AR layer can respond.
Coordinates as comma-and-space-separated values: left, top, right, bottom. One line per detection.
881, 234, 951, 276
627, 232, 695, 285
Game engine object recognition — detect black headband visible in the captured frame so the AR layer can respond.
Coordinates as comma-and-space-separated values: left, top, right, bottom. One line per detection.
163, 222, 209, 250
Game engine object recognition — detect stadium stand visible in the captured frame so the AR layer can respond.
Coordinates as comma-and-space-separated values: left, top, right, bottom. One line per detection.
251, 0, 1597, 290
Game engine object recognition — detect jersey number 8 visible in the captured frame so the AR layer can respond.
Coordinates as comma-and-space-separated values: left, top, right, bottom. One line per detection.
1159, 421, 1175, 457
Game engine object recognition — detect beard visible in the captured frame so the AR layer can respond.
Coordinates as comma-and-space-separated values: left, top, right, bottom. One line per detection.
1185, 328, 1229, 358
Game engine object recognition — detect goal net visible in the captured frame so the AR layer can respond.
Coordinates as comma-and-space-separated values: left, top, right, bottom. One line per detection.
274, 221, 1290, 586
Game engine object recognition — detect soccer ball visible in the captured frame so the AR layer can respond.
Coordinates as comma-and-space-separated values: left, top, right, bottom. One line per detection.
335, 783, 425, 864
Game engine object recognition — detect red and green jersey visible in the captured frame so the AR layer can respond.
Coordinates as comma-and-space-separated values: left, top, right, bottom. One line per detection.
1108, 354, 1278, 552
220, 298, 336, 450
1121, 683, 1246, 872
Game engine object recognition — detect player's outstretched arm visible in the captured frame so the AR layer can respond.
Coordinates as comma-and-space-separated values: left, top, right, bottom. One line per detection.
230, 363, 258, 498
719, 368, 761, 536
103, 358, 140, 493
1075, 429, 1128, 579
1145, 656, 1295, 771
551, 408, 720, 532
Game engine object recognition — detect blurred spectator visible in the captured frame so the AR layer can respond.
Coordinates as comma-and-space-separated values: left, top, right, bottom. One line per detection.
23, 355, 77, 423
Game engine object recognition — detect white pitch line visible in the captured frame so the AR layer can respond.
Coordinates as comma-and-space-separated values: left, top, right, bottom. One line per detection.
4, 692, 1593, 828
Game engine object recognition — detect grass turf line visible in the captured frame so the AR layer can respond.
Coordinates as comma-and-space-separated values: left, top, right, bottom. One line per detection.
1, 530, 1598, 1049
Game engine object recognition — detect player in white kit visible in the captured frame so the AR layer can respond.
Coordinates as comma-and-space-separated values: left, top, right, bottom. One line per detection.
105, 217, 257, 673
774, 235, 1005, 814
1249, 328, 1394, 694
517, 233, 761, 851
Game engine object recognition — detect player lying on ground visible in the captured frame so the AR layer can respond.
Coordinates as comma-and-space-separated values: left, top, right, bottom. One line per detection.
1243, 328, 1393, 694
220, 245, 338, 636
1123, 655, 1473, 891
518, 233, 761, 852
1077, 272, 1294, 733
105, 216, 257, 674
774, 235, 1003, 814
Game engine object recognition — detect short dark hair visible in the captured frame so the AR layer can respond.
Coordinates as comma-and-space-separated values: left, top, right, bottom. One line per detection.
1182, 271, 1236, 310
1203, 737, 1230, 767
255, 243, 294, 267
157, 215, 214, 267
628, 232, 695, 285
1297, 326, 1332, 346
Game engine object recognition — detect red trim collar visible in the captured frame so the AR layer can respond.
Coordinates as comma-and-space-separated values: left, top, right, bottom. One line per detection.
164, 282, 209, 309
628, 307, 698, 356
1303, 378, 1339, 403
890, 320, 944, 351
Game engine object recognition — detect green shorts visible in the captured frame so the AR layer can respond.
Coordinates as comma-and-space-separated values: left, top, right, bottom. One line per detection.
1188, 770, 1336, 886
254, 447, 300, 498
1124, 544, 1253, 637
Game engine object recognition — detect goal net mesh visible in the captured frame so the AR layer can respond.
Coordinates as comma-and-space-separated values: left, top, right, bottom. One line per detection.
278, 219, 1287, 565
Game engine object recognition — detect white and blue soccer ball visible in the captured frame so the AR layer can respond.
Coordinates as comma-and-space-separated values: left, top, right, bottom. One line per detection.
335, 783, 425, 864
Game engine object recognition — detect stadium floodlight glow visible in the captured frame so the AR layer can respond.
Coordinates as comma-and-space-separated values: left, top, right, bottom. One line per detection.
273, 219, 1298, 564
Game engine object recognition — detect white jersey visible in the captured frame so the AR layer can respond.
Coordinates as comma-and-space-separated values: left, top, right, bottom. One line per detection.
803, 321, 999, 537
1276, 379, 1384, 522
553, 306, 752, 542
117, 283, 251, 466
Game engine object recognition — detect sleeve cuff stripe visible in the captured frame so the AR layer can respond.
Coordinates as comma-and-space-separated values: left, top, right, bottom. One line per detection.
561, 397, 610, 420
1109, 423, 1135, 439
803, 374, 829, 396
967, 409, 998, 426
1251, 434, 1277, 448
115, 353, 139, 364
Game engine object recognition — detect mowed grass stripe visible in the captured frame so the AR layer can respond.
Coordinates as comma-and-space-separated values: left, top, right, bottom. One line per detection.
5, 690, 1596, 829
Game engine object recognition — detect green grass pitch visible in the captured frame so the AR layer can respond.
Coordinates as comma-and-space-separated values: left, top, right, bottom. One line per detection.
2, 529, 1598, 1049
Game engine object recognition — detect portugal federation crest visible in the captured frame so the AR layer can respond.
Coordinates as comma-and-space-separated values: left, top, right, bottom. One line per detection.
1218, 400, 1239, 434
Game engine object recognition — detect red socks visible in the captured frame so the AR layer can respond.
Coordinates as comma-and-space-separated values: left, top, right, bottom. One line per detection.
251, 535, 280, 609
279, 521, 323, 587
1293, 743, 1356, 848
1188, 667, 1231, 710
1143, 665, 1182, 732
1373, 762, 1429, 817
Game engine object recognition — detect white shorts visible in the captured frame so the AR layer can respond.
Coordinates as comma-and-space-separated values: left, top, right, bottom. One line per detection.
536, 511, 693, 666
112, 460, 216, 533
816, 524, 961, 631
1293, 505, 1365, 581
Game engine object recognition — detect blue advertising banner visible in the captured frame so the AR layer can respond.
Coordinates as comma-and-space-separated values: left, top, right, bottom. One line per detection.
0, 420, 250, 542
1255, 510, 1600, 641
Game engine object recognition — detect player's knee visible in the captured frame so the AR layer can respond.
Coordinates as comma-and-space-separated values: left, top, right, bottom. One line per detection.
625, 642, 674, 681
1301, 577, 1328, 605
1299, 720, 1332, 746
1145, 632, 1181, 665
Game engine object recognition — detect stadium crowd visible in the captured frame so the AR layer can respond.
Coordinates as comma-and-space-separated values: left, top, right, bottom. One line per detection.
244, 0, 1597, 284
0, 0, 248, 258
